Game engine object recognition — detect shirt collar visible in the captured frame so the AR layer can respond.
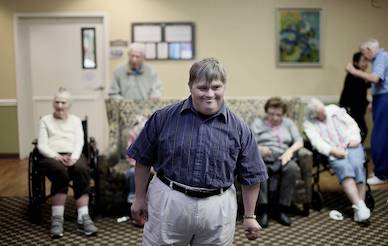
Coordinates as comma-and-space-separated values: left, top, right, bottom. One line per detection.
373, 48, 385, 62
181, 96, 227, 123
127, 64, 144, 75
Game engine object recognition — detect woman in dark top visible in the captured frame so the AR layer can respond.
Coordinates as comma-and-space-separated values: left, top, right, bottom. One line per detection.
339, 52, 371, 143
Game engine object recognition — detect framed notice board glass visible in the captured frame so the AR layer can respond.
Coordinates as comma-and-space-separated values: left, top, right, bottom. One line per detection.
132, 22, 195, 60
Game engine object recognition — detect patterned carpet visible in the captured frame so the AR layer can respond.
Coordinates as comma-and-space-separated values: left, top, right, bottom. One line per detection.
0, 191, 387, 246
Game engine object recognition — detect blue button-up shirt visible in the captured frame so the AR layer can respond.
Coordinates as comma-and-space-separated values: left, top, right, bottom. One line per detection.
127, 97, 268, 189
371, 48, 388, 95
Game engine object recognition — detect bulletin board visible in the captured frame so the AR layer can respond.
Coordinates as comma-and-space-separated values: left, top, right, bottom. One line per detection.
131, 22, 195, 60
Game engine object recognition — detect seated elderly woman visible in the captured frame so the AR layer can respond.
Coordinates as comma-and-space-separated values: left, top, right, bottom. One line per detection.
37, 88, 98, 238
251, 97, 303, 227
303, 98, 371, 223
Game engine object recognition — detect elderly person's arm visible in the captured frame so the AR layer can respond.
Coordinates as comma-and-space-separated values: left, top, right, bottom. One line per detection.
339, 108, 362, 148
303, 120, 333, 157
303, 120, 345, 159
149, 69, 162, 99
346, 63, 380, 83
69, 117, 84, 164
279, 118, 304, 165
251, 118, 273, 158
38, 118, 59, 158
280, 140, 303, 165
108, 70, 124, 99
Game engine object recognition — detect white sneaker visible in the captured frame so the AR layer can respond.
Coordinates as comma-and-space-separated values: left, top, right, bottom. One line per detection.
352, 201, 371, 222
367, 176, 386, 185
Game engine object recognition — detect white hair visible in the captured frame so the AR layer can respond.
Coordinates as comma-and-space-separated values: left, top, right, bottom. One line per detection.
54, 87, 72, 102
359, 38, 379, 50
304, 97, 325, 120
129, 42, 145, 55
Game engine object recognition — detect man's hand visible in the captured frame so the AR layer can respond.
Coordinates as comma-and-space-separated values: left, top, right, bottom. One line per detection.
345, 62, 357, 75
330, 147, 346, 159
243, 218, 261, 240
131, 197, 147, 226
348, 140, 360, 148
279, 150, 293, 166
259, 146, 272, 158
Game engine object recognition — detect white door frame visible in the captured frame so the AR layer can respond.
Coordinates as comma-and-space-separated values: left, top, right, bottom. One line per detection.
14, 12, 109, 159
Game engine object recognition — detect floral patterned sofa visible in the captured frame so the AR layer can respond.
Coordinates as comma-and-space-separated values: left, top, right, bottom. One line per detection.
98, 97, 312, 216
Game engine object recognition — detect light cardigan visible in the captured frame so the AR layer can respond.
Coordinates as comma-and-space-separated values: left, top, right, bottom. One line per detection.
303, 104, 361, 159
109, 63, 162, 100
37, 114, 84, 160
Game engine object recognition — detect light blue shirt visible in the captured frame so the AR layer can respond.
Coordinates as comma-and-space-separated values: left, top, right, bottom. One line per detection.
371, 48, 388, 95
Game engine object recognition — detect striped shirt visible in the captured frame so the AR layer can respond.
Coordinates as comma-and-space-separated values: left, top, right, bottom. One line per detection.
127, 96, 268, 189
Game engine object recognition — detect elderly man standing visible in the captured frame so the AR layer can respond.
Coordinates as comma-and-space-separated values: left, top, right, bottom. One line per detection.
109, 42, 162, 99
128, 58, 267, 245
346, 38, 388, 185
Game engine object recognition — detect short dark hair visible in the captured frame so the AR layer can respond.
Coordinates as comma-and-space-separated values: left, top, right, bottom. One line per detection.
352, 52, 362, 64
188, 58, 226, 88
264, 97, 287, 114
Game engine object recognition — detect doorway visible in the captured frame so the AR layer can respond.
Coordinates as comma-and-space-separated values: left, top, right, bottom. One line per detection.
14, 13, 109, 158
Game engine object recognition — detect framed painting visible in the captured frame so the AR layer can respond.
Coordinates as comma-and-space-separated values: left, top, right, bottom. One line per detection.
276, 8, 321, 67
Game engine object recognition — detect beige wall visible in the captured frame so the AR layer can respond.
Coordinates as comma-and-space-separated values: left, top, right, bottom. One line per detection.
1, 0, 388, 98
0, 0, 387, 152
0, 107, 18, 153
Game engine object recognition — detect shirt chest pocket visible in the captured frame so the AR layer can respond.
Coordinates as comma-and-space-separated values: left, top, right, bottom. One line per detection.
211, 142, 240, 179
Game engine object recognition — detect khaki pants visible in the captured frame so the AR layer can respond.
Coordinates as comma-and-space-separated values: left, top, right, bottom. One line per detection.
143, 177, 237, 246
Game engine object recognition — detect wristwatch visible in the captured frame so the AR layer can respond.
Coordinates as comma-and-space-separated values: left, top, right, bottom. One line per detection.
243, 214, 257, 219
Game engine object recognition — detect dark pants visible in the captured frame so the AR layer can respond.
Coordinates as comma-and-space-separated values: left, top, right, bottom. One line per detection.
347, 107, 368, 143
258, 159, 300, 207
38, 155, 90, 200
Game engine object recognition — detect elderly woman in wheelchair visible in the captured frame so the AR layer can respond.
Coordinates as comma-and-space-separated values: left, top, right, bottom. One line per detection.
37, 88, 97, 238
304, 98, 371, 223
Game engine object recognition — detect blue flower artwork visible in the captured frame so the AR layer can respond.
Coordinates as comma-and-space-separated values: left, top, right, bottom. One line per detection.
277, 9, 321, 66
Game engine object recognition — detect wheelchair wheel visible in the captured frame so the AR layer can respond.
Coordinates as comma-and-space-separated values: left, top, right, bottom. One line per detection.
88, 186, 97, 219
311, 190, 323, 211
365, 189, 375, 212
28, 149, 45, 224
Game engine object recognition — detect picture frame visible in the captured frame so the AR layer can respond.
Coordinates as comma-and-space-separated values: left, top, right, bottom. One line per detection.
81, 27, 97, 69
131, 22, 195, 60
276, 8, 321, 67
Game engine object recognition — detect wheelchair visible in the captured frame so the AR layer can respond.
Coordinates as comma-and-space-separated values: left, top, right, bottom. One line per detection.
27, 119, 100, 224
304, 139, 375, 212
